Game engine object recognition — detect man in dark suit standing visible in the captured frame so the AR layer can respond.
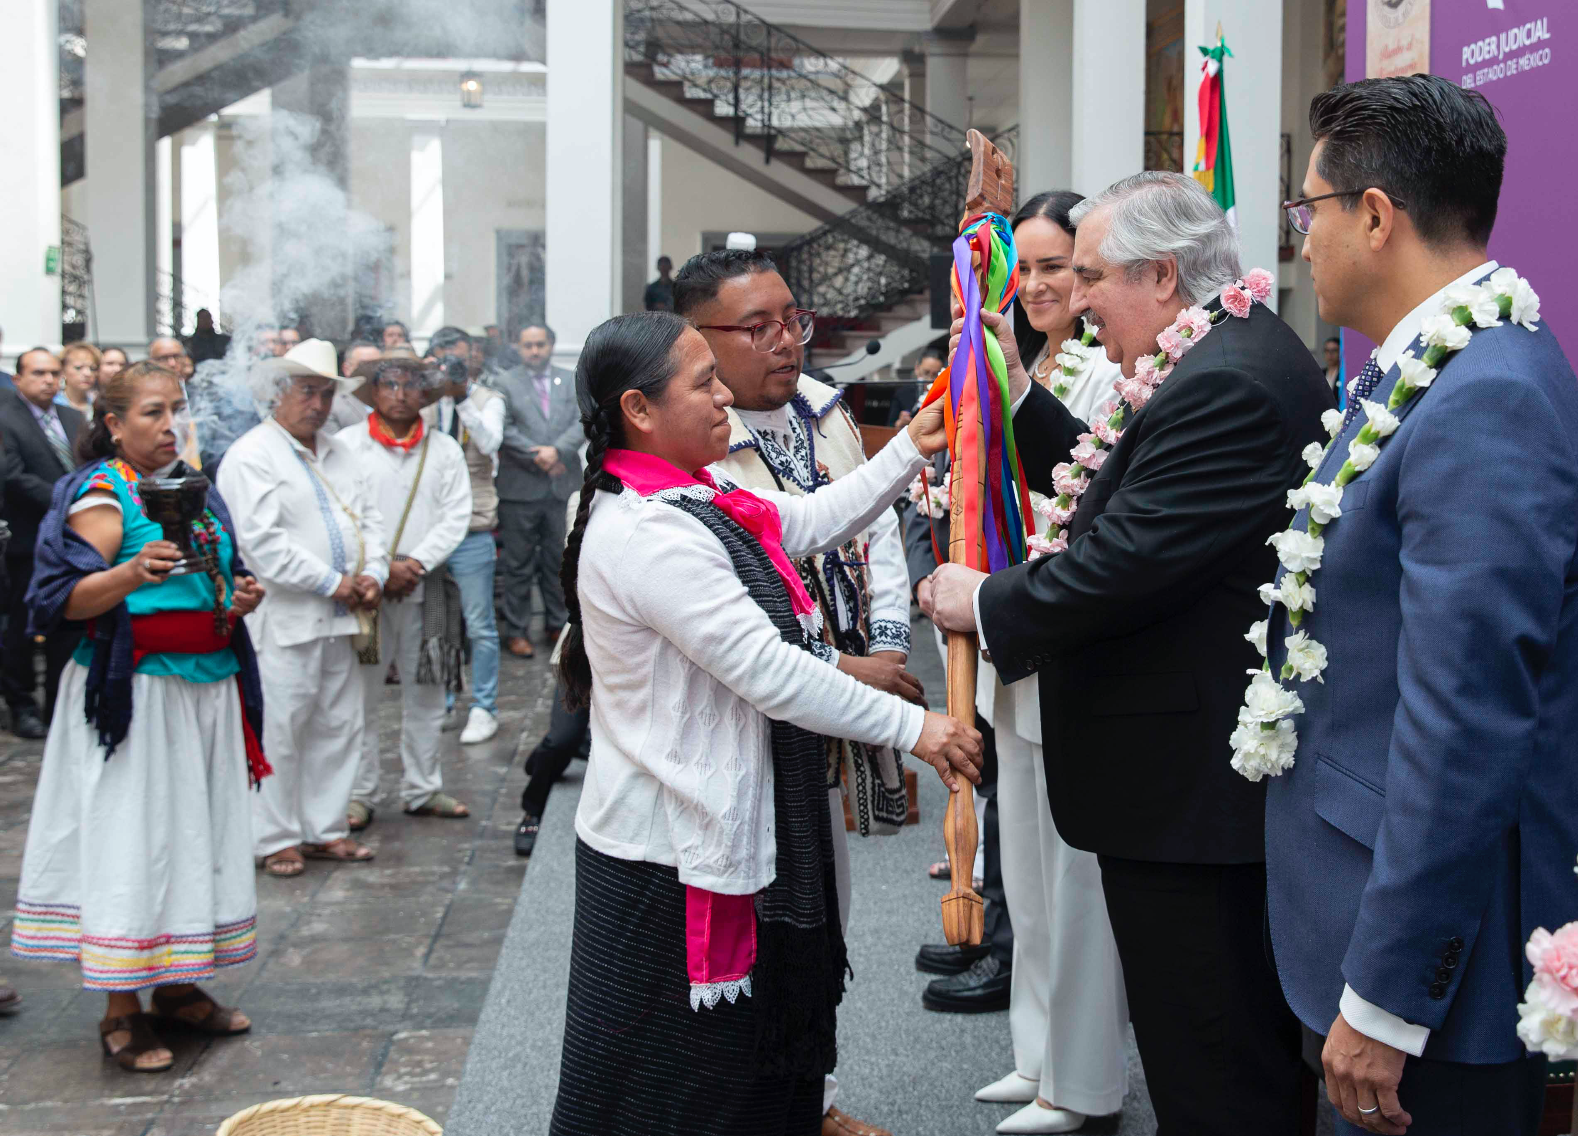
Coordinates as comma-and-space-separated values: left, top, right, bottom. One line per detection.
1264, 76, 1573, 1136
495, 323, 582, 658
0, 348, 86, 737
926, 171, 1332, 1133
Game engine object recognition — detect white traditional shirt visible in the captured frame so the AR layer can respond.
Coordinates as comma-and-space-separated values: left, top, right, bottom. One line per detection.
336, 418, 472, 603
574, 429, 930, 893
216, 418, 389, 648
726, 376, 912, 658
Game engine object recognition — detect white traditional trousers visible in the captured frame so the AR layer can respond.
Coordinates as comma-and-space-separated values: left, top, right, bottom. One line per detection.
352, 598, 446, 811
253, 625, 365, 857
824, 786, 851, 1115
994, 680, 1129, 1117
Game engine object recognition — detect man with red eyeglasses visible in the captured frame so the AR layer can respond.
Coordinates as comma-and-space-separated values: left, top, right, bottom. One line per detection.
677, 248, 920, 1136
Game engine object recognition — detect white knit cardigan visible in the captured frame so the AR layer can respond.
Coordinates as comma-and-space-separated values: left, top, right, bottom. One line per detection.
574, 429, 930, 894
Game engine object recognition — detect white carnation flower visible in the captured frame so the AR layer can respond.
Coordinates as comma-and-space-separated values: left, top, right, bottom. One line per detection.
1421, 313, 1472, 353
1060, 338, 1085, 354
1283, 630, 1329, 683
1259, 577, 1316, 614
1304, 482, 1344, 525
1321, 408, 1344, 438
1055, 352, 1084, 370
1246, 620, 1268, 657
1302, 442, 1325, 469
1268, 529, 1324, 574
1445, 284, 1502, 330
1347, 440, 1380, 471
1230, 716, 1299, 781
1396, 351, 1438, 390
1517, 977, 1578, 1060
1241, 669, 1305, 724
1361, 399, 1400, 438
1488, 268, 1541, 329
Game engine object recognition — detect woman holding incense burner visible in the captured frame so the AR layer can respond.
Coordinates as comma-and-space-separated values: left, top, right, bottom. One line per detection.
11, 361, 268, 1074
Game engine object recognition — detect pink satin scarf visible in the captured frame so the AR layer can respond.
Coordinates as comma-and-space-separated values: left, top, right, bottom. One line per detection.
602, 447, 818, 630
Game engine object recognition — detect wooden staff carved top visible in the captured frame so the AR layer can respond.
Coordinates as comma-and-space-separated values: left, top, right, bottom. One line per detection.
940, 129, 1015, 947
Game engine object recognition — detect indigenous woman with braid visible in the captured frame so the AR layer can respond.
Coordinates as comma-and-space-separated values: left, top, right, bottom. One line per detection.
549, 312, 982, 1136
11, 361, 268, 1074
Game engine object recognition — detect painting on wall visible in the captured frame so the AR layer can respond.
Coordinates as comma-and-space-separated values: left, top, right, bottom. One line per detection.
1366, 0, 1430, 78
1145, 2, 1185, 171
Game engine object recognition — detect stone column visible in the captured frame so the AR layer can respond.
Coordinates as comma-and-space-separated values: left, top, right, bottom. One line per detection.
923, 29, 974, 150
84, 0, 154, 352
409, 127, 446, 344
1019, 0, 1074, 194
545, 0, 622, 364
646, 133, 663, 273
0, 0, 61, 359
272, 64, 353, 339
1071, 0, 1145, 196
621, 114, 648, 315
180, 121, 223, 327
1186, 0, 1284, 306
901, 50, 929, 181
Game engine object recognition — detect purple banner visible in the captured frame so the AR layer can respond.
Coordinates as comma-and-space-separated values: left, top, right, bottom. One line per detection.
1344, 1, 1571, 371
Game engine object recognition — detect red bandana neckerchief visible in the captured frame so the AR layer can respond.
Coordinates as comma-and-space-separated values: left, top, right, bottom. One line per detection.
368, 414, 425, 452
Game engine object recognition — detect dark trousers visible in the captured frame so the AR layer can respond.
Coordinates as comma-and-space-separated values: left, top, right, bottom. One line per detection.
521, 678, 591, 818
498, 498, 567, 638
1098, 856, 1303, 1136
976, 714, 1013, 965
1326, 1050, 1545, 1136
2, 554, 77, 722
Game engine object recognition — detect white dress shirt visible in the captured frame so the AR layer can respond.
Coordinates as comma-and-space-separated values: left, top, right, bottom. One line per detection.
216, 419, 389, 648
1335, 259, 1496, 1059
574, 429, 929, 894
336, 418, 473, 602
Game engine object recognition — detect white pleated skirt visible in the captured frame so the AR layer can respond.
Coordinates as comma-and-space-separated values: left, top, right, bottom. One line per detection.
11, 661, 258, 990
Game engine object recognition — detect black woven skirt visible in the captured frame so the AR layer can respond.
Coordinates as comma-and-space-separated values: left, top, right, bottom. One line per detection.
549, 839, 824, 1136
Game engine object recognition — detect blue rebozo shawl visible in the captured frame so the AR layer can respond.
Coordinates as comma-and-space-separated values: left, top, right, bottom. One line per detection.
25, 461, 266, 772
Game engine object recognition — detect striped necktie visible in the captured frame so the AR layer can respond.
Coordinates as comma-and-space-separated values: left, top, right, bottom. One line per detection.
38, 407, 74, 472
1342, 355, 1387, 432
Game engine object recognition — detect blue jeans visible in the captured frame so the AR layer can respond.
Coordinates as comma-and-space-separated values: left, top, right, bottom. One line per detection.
447, 530, 500, 716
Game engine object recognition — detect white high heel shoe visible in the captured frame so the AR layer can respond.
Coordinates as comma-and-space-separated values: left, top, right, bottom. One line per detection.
995, 1101, 1086, 1134
974, 1071, 1039, 1104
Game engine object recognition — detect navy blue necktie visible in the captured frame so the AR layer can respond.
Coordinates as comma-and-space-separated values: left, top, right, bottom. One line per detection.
1342, 355, 1386, 432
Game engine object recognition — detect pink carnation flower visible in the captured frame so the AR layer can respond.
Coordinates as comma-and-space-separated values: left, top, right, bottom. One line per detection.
1096, 399, 1120, 419
1180, 307, 1214, 338
1133, 354, 1160, 384
1047, 498, 1076, 526
1026, 533, 1068, 560
1221, 284, 1252, 319
1243, 268, 1275, 303
1084, 446, 1108, 471
1071, 435, 1101, 466
1052, 463, 1089, 496
1092, 417, 1123, 447
1117, 377, 1152, 410
1529, 924, 1578, 995
1157, 328, 1186, 362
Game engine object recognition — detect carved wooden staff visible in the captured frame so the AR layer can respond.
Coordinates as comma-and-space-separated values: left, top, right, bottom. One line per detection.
940, 129, 1014, 947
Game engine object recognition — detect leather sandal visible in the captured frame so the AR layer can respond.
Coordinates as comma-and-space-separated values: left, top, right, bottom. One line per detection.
100, 1012, 174, 1072
301, 838, 375, 862
151, 986, 251, 1036
260, 847, 305, 877
405, 792, 470, 818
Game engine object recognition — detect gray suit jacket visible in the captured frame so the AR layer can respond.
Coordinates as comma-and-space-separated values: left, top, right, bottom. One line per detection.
496, 364, 583, 502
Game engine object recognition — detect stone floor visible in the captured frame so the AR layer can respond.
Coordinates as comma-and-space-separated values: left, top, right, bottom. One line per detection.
0, 646, 560, 1136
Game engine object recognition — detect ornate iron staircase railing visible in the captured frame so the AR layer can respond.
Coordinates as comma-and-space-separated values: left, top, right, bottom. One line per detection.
776, 127, 1017, 340
623, 0, 966, 202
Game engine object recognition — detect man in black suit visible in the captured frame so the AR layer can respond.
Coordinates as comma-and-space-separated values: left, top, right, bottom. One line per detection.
926, 172, 1332, 1134
0, 348, 86, 737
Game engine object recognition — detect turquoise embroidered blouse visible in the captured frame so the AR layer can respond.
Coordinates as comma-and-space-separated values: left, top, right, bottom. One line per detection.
69, 460, 241, 684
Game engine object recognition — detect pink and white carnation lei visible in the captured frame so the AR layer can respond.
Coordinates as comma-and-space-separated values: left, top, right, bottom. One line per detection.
1028, 273, 1274, 556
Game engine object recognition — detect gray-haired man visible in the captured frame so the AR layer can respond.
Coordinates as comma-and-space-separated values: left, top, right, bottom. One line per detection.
926, 172, 1334, 1134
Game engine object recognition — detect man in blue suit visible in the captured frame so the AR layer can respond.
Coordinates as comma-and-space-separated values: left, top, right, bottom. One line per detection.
1265, 75, 1576, 1134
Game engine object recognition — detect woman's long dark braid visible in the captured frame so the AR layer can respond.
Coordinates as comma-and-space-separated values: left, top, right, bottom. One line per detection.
557, 401, 622, 711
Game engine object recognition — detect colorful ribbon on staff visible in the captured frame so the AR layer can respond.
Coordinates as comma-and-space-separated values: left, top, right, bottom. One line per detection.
918, 212, 1032, 573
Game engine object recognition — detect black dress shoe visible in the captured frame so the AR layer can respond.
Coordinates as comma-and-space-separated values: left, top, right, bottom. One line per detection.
10, 707, 45, 740
915, 941, 991, 975
514, 813, 541, 857
922, 955, 1011, 1013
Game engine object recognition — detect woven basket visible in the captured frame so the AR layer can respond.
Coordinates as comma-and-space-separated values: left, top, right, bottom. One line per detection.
216, 1095, 442, 1136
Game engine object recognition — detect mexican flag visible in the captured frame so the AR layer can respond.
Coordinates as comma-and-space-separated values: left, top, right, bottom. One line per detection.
1192, 34, 1236, 229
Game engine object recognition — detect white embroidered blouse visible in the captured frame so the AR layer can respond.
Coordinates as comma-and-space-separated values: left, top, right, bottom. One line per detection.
573, 428, 930, 893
